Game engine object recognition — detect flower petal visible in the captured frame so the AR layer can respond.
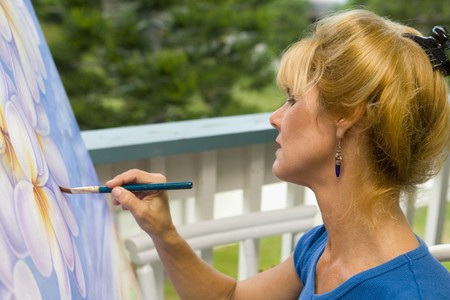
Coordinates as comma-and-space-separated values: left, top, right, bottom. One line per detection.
44, 186, 74, 270
13, 260, 42, 300
0, 63, 7, 104
4, 71, 17, 98
7, 2, 45, 105
13, 51, 38, 116
0, 5, 12, 42
11, 96, 49, 186
5, 99, 49, 185
72, 242, 86, 297
48, 179, 79, 237
50, 238, 71, 300
0, 36, 12, 73
0, 227, 16, 290
34, 102, 50, 136
40, 136, 69, 188
0, 163, 27, 256
5, 101, 34, 181
14, 180, 52, 277
0, 285, 13, 300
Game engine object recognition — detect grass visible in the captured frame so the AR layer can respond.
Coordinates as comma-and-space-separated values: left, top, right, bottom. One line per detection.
162, 204, 450, 299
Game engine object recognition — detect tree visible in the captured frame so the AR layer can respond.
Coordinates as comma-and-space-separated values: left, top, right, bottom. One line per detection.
34, 0, 311, 129
346, 0, 450, 33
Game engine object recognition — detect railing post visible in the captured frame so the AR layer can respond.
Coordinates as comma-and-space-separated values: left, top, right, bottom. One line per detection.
241, 238, 260, 278
239, 145, 266, 279
425, 157, 450, 245
403, 190, 417, 226
195, 150, 218, 264
281, 184, 307, 261
136, 262, 163, 300
242, 144, 265, 212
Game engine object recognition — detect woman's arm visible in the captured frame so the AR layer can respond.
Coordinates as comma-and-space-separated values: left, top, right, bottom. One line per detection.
154, 229, 302, 300
107, 169, 302, 300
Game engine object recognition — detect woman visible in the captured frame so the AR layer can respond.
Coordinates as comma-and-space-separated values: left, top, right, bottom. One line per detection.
107, 9, 450, 299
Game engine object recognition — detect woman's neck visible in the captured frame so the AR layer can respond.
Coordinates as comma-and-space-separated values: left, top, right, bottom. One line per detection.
314, 190, 419, 294
313, 175, 419, 261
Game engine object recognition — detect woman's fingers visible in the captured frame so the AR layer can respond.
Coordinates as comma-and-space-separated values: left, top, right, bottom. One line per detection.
111, 187, 140, 211
107, 169, 173, 236
106, 169, 167, 187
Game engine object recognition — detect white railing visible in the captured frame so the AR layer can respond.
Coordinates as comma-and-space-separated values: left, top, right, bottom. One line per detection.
125, 205, 318, 299
81, 112, 449, 300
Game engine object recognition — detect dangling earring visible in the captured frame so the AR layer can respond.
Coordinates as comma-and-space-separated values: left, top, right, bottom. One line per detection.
335, 140, 342, 177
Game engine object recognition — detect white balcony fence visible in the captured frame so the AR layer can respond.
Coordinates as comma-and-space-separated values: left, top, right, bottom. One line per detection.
81, 112, 449, 300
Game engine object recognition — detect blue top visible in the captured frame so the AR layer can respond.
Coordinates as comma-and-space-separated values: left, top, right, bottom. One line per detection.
294, 225, 450, 299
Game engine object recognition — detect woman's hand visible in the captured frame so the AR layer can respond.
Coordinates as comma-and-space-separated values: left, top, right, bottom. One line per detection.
106, 169, 175, 241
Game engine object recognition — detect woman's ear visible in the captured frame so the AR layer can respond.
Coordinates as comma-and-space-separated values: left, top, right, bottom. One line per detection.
336, 103, 365, 139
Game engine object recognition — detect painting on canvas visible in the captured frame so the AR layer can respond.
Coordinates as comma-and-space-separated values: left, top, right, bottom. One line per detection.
0, 1, 139, 299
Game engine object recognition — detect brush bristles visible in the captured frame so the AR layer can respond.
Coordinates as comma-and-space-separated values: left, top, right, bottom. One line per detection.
59, 186, 72, 193
59, 186, 100, 194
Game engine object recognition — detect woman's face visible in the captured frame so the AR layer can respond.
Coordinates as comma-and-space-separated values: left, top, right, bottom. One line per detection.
270, 86, 337, 187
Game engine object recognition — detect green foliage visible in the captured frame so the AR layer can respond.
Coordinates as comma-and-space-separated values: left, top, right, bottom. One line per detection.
34, 0, 310, 129
260, 0, 311, 55
346, 0, 450, 32
34, 0, 450, 129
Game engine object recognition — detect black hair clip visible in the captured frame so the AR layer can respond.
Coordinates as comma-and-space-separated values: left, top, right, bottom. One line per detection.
403, 26, 450, 76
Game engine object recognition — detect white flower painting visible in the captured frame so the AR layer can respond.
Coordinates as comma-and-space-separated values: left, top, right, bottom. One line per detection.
0, 1, 137, 299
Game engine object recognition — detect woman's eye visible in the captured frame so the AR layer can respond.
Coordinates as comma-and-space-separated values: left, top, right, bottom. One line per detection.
287, 97, 296, 106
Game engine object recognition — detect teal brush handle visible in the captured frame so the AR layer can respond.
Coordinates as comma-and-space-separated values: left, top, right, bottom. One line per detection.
99, 181, 193, 193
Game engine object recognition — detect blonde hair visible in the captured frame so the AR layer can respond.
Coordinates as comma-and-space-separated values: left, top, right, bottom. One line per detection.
277, 9, 450, 223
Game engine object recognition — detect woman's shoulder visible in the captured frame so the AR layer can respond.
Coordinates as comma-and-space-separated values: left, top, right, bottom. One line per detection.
340, 237, 450, 299
294, 225, 327, 255
293, 225, 327, 276
406, 238, 450, 297
299, 224, 327, 244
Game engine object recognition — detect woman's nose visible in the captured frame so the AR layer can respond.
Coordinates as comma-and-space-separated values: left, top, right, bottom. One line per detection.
270, 105, 284, 130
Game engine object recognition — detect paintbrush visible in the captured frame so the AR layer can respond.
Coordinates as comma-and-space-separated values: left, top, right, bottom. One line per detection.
59, 181, 193, 194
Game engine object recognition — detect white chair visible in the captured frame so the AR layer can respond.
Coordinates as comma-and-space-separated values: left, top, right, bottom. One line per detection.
125, 205, 318, 300
429, 243, 450, 262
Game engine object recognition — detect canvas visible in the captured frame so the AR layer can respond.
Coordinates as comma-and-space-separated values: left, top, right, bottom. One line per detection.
0, 1, 140, 299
